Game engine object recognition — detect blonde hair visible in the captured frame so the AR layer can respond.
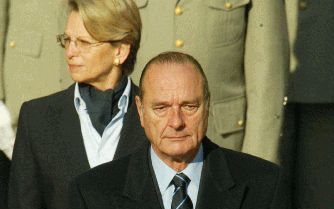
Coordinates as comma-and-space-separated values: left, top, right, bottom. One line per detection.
68, 0, 142, 75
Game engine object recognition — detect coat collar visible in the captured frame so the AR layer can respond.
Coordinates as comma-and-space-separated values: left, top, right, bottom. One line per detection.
120, 144, 162, 209
114, 82, 148, 160
49, 83, 147, 175
195, 138, 246, 209
119, 137, 246, 209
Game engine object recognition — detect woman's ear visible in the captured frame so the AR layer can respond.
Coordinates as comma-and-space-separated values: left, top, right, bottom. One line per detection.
114, 44, 131, 65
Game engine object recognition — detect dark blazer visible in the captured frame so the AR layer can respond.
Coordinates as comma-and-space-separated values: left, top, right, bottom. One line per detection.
0, 151, 10, 209
8, 83, 147, 209
70, 138, 287, 209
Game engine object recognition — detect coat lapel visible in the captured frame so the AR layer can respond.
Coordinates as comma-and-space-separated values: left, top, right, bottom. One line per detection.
114, 83, 148, 160
48, 82, 145, 178
195, 138, 246, 209
119, 145, 163, 209
114, 137, 246, 209
53, 85, 90, 174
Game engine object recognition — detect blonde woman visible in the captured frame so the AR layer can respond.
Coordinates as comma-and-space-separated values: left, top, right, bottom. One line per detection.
9, 1, 146, 209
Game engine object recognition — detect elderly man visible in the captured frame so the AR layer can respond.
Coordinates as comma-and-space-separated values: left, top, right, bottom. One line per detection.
70, 52, 287, 209
132, 0, 289, 164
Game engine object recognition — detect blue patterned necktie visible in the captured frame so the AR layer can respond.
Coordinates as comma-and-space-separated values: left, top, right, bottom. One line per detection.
171, 173, 193, 209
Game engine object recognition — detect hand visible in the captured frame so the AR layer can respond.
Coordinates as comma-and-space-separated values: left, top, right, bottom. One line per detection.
0, 100, 15, 159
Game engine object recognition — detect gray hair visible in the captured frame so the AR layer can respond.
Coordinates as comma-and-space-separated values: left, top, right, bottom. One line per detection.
139, 51, 210, 108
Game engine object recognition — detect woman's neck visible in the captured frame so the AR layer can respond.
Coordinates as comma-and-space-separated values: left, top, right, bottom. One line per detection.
90, 67, 123, 91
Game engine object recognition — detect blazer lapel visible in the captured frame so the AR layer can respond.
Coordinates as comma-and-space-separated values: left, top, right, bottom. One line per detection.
195, 138, 246, 209
54, 85, 90, 174
49, 82, 145, 176
115, 136, 246, 209
119, 145, 163, 209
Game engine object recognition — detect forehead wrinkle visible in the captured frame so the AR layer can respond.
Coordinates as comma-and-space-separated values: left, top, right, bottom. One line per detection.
142, 62, 204, 101
151, 83, 202, 107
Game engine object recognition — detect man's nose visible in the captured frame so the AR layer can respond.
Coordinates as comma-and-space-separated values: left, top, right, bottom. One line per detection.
168, 107, 185, 130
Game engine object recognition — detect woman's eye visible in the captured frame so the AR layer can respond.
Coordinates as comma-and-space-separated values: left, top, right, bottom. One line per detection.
64, 37, 71, 44
78, 39, 91, 46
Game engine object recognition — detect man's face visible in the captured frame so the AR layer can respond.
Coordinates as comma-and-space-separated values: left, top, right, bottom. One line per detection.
136, 63, 208, 163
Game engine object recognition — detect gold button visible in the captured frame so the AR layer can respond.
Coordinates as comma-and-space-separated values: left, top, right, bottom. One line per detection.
175, 6, 183, 16
237, 120, 244, 127
175, 39, 184, 48
299, 1, 307, 11
224, 2, 233, 10
283, 96, 288, 106
9, 41, 16, 48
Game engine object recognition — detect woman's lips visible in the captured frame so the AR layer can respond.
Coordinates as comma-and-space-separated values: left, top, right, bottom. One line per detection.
68, 64, 82, 71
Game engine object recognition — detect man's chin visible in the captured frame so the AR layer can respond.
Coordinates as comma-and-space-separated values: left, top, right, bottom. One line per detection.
164, 147, 198, 162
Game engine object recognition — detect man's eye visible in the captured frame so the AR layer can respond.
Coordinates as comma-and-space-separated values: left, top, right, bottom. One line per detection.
153, 106, 168, 114
154, 106, 167, 111
182, 105, 198, 112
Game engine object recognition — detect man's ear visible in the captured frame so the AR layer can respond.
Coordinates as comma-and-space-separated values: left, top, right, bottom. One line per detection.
114, 43, 131, 65
135, 96, 145, 128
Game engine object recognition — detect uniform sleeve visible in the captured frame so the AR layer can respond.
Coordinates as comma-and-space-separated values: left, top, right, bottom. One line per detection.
0, 0, 9, 99
242, 0, 289, 163
8, 103, 44, 209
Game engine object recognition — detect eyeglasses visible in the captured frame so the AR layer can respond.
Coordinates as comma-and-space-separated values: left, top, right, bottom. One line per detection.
56, 33, 105, 52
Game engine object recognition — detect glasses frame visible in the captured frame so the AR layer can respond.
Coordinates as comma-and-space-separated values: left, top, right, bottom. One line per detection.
56, 33, 107, 52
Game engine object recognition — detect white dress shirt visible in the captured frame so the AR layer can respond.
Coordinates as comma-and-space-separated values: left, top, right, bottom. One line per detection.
150, 144, 203, 209
74, 77, 131, 168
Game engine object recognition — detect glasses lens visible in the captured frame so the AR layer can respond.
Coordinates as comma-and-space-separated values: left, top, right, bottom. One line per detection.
56, 34, 104, 51
57, 34, 66, 48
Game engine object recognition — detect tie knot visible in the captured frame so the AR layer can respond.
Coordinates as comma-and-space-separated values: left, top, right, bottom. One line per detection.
172, 173, 191, 188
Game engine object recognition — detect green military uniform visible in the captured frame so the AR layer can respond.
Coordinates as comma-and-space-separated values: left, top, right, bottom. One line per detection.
0, 0, 8, 100
0, 0, 72, 126
132, 0, 289, 163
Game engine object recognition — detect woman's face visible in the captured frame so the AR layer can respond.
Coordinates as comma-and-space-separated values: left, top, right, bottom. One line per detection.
64, 11, 117, 89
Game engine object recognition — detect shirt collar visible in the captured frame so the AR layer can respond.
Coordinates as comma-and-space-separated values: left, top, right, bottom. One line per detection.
150, 144, 203, 194
74, 77, 131, 113
74, 82, 85, 111
118, 77, 131, 114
